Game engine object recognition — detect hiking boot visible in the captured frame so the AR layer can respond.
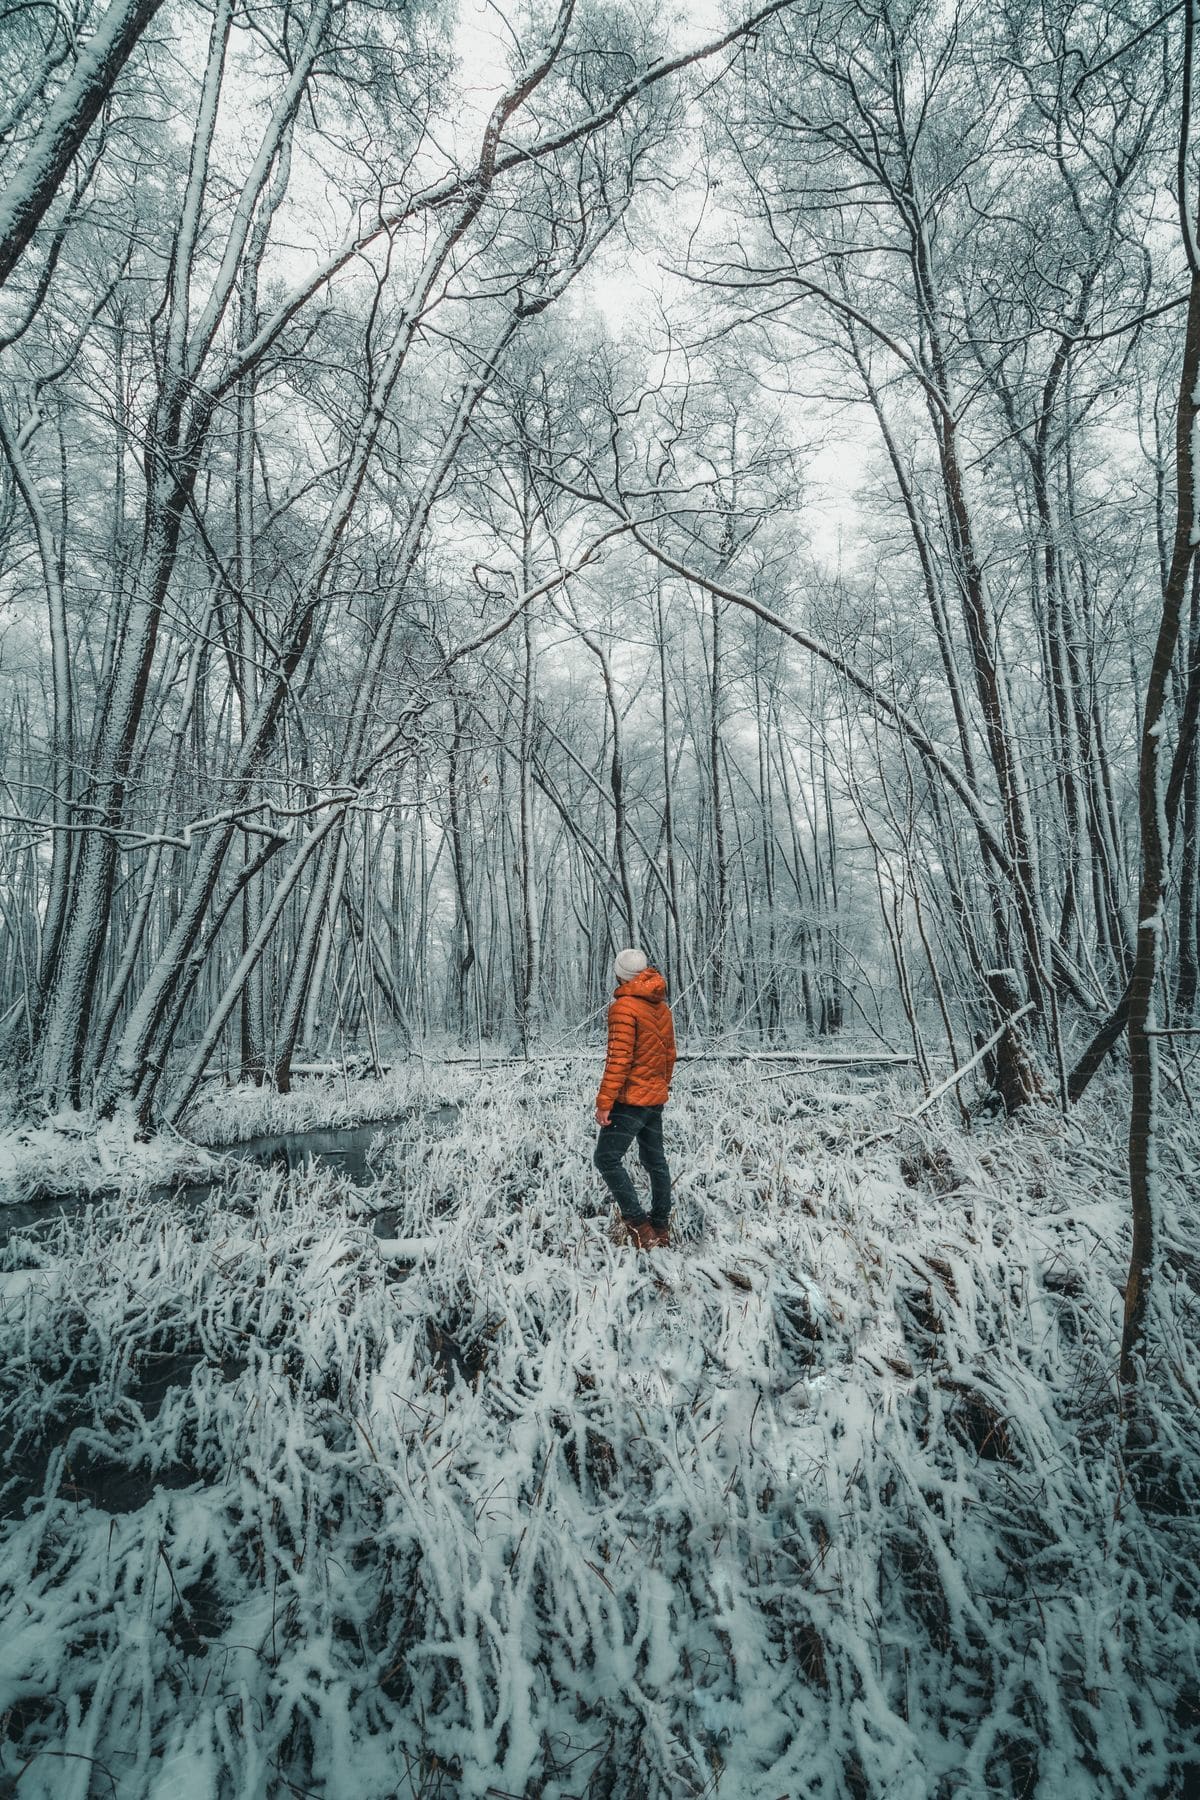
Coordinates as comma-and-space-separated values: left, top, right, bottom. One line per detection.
648, 1222, 670, 1248
623, 1218, 657, 1250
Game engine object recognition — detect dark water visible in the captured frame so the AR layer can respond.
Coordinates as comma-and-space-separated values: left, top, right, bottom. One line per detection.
0, 1105, 460, 1246
214, 1118, 416, 1183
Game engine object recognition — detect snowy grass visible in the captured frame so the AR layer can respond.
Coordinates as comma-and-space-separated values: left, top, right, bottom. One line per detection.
0, 1067, 1197, 1798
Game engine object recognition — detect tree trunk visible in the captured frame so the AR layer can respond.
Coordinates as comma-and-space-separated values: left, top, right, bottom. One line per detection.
1122, 245, 1200, 1385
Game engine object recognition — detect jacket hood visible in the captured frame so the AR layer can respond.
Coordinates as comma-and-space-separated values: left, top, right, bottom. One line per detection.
615, 966, 667, 1003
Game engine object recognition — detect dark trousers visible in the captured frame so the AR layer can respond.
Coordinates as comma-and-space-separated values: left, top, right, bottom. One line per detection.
593, 1103, 671, 1227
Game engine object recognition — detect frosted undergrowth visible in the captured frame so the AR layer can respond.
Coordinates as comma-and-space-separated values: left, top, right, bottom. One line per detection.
0, 1069, 1197, 1799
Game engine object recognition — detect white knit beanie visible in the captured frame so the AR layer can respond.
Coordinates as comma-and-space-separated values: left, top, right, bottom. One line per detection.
613, 946, 648, 985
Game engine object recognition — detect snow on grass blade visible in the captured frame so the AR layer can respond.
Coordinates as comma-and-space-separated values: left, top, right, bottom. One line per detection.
0, 1068, 1196, 1798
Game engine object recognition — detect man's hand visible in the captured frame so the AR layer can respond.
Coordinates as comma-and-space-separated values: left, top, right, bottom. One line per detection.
595, 1105, 612, 1127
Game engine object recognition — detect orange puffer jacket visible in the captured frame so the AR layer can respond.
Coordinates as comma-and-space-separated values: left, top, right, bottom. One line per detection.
596, 967, 677, 1110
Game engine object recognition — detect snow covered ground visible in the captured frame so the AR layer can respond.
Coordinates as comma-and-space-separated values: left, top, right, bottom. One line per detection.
0, 1064, 1197, 1798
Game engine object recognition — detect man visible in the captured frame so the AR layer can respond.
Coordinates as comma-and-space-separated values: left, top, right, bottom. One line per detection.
593, 946, 677, 1249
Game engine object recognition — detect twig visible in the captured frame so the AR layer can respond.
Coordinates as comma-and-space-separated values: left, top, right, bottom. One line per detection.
15, 1751, 119, 1795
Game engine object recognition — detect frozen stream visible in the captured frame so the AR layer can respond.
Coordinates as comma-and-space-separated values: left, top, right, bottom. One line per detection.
0, 1103, 462, 1246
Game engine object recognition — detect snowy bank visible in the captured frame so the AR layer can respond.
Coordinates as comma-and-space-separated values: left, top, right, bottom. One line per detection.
0, 1104, 217, 1202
